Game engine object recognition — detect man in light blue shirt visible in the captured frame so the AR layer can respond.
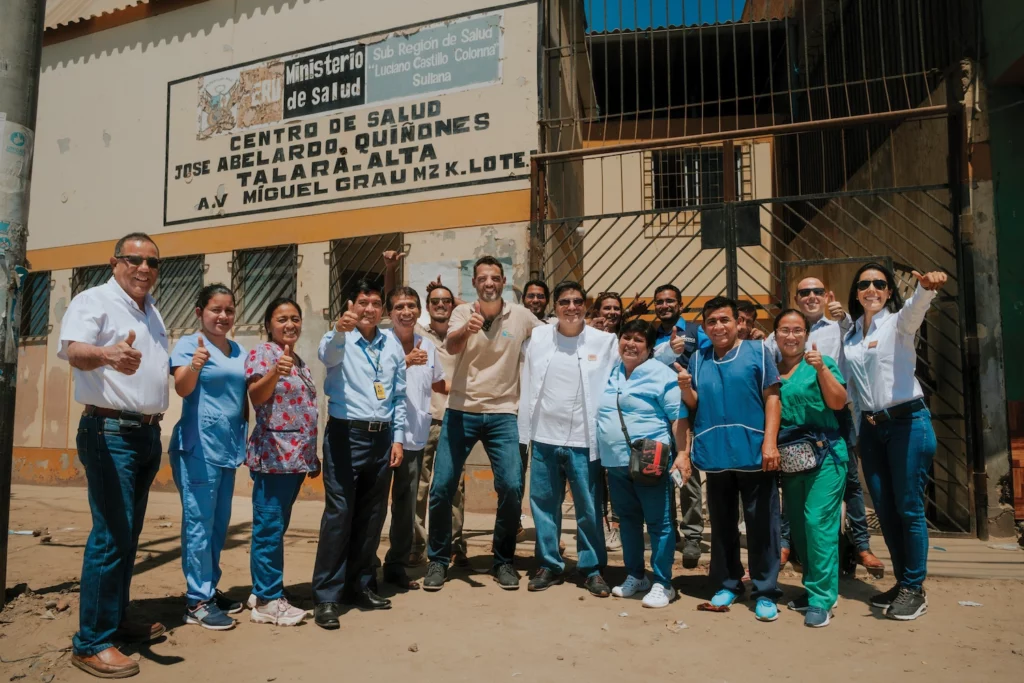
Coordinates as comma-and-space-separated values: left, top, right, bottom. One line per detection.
312, 280, 407, 628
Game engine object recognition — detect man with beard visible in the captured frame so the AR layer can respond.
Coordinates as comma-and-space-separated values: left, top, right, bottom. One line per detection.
523, 280, 552, 321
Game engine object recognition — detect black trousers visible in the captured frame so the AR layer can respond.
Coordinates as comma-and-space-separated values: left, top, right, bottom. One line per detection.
312, 418, 392, 604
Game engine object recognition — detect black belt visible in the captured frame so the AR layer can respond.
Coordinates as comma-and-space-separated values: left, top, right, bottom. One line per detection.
335, 418, 391, 433
84, 406, 163, 425
864, 398, 926, 426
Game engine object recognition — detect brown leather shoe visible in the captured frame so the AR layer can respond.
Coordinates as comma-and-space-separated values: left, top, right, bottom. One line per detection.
72, 647, 140, 678
858, 550, 886, 579
114, 619, 166, 644
780, 547, 791, 567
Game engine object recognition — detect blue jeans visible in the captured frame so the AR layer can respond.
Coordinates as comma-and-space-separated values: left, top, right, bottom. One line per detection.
170, 452, 236, 606
858, 408, 936, 589
428, 410, 523, 568
606, 466, 674, 588
530, 442, 607, 576
250, 472, 305, 601
73, 416, 162, 656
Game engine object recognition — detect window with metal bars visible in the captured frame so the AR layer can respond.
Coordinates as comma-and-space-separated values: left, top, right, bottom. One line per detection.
652, 147, 736, 210
152, 255, 205, 333
19, 272, 51, 339
232, 245, 298, 327
328, 234, 403, 320
71, 265, 111, 297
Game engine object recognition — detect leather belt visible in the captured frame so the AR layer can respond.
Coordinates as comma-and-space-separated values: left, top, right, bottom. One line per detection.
864, 398, 926, 426
337, 418, 391, 433
84, 405, 163, 425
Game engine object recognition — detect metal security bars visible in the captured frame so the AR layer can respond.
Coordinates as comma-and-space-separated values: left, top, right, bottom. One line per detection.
232, 245, 298, 327
71, 265, 110, 297
328, 234, 403, 320
152, 255, 205, 333
19, 272, 51, 339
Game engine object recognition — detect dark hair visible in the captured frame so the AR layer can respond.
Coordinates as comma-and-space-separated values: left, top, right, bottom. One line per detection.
473, 255, 505, 278
773, 308, 811, 332
387, 286, 421, 312
263, 297, 302, 340
736, 300, 758, 317
524, 279, 550, 300
425, 281, 454, 300
702, 296, 738, 320
848, 262, 903, 320
618, 318, 656, 350
348, 279, 383, 304
653, 284, 681, 301
114, 232, 159, 257
594, 292, 623, 310
552, 280, 585, 302
195, 283, 234, 310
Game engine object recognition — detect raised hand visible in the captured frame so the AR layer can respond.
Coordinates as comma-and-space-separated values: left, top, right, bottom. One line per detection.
626, 292, 649, 317
336, 300, 359, 333
276, 344, 294, 377
749, 327, 766, 340
804, 342, 824, 370
191, 335, 211, 372
382, 250, 406, 268
106, 329, 142, 375
825, 290, 846, 321
589, 315, 607, 331
912, 270, 947, 292
466, 301, 485, 334
669, 327, 686, 354
673, 362, 692, 391
406, 339, 428, 367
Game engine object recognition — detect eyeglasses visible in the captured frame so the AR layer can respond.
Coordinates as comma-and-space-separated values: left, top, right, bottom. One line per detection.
776, 327, 807, 337
856, 279, 889, 292
796, 287, 825, 298
427, 297, 454, 305
557, 297, 585, 307
118, 255, 161, 269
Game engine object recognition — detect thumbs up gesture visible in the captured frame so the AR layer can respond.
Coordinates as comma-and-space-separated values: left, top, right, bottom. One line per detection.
105, 329, 142, 375
405, 338, 428, 367
276, 344, 294, 377
466, 301, 485, 334
336, 300, 359, 333
825, 290, 846, 321
673, 362, 692, 391
912, 270, 947, 292
191, 335, 211, 372
804, 342, 824, 370
382, 250, 406, 268
669, 326, 686, 354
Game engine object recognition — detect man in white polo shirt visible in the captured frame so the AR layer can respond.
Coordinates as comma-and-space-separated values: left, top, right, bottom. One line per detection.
58, 233, 170, 679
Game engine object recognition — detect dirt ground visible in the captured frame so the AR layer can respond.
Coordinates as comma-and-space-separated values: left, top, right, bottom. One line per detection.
2, 484, 1022, 683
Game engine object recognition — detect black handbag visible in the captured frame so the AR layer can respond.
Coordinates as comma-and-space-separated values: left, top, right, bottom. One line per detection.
616, 392, 671, 486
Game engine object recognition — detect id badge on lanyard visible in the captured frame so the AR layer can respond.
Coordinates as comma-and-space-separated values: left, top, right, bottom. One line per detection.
364, 343, 386, 401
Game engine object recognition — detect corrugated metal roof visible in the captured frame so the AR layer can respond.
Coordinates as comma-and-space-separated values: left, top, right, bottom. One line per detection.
45, 0, 149, 30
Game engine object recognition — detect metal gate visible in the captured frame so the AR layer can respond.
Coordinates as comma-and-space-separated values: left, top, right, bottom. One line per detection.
531, 0, 980, 535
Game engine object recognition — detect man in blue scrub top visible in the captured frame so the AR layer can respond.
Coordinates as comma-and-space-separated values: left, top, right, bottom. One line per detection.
678, 296, 783, 622
313, 280, 407, 629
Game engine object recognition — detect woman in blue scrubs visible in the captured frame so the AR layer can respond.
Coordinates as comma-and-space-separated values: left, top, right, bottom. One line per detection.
169, 284, 248, 630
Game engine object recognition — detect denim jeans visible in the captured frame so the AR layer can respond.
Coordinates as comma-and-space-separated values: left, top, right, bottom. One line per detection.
529, 442, 606, 576
250, 472, 305, 601
73, 416, 162, 656
606, 466, 674, 588
170, 452, 236, 606
428, 410, 523, 568
858, 407, 936, 589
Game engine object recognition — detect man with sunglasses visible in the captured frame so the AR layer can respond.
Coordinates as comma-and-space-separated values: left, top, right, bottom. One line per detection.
58, 233, 169, 678
518, 282, 618, 596
764, 277, 885, 577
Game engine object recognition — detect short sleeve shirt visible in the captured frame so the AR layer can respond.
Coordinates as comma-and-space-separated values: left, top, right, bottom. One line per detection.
169, 334, 248, 467
244, 342, 319, 474
779, 357, 849, 463
416, 323, 455, 422
447, 302, 542, 414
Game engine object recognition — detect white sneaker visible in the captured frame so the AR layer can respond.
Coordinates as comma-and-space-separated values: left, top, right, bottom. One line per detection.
612, 575, 651, 598
642, 583, 676, 609
605, 527, 622, 551
250, 597, 306, 626
246, 593, 257, 610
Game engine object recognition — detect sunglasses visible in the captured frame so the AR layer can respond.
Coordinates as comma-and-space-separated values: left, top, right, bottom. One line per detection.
796, 287, 825, 298
557, 297, 585, 307
427, 297, 454, 305
119, 255, 161, 269
856, 279, 889, 292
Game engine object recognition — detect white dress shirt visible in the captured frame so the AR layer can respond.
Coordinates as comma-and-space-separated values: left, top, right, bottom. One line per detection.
384, 330, 444, 451
843, 284, 937, 414
58, 277, 170, 414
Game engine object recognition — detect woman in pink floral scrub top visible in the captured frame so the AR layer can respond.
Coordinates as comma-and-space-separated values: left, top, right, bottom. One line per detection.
243, 297, 319, 627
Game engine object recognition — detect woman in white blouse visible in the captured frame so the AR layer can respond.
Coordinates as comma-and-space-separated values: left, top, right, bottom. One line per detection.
842, 263, 946, 622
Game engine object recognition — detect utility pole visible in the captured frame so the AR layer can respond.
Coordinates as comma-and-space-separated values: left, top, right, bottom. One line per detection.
0, 0, 47, 603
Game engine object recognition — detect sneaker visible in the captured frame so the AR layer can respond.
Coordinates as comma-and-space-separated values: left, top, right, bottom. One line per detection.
214, 590, 243, 615
605, 526, 622, 551
250, 597, 306, 626
711, 589, 739, 608
423, 561, 448, 592
528, 568, 564, 592
612, 575, 651, 598
492, 563, 520, 590
246, 593, 257, 610
184, 602, 235, 631
642, 583, 676, 609
788, 593, 838, 613
681, 539, 702, 569
804, 606, 832, 628
755, 598, 779, 622
887, 586, 927, 621
869, 584, 901, 610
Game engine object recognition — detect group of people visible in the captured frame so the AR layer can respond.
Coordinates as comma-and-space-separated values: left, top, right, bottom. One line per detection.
57, 231, 945, 678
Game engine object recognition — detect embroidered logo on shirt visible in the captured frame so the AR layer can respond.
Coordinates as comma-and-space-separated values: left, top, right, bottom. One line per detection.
501, 330, 516, 339
588, 354, 597, 361
868, 340, 878, 349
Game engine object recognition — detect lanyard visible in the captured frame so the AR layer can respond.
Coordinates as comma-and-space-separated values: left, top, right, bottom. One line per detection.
361, 339, 382, 379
